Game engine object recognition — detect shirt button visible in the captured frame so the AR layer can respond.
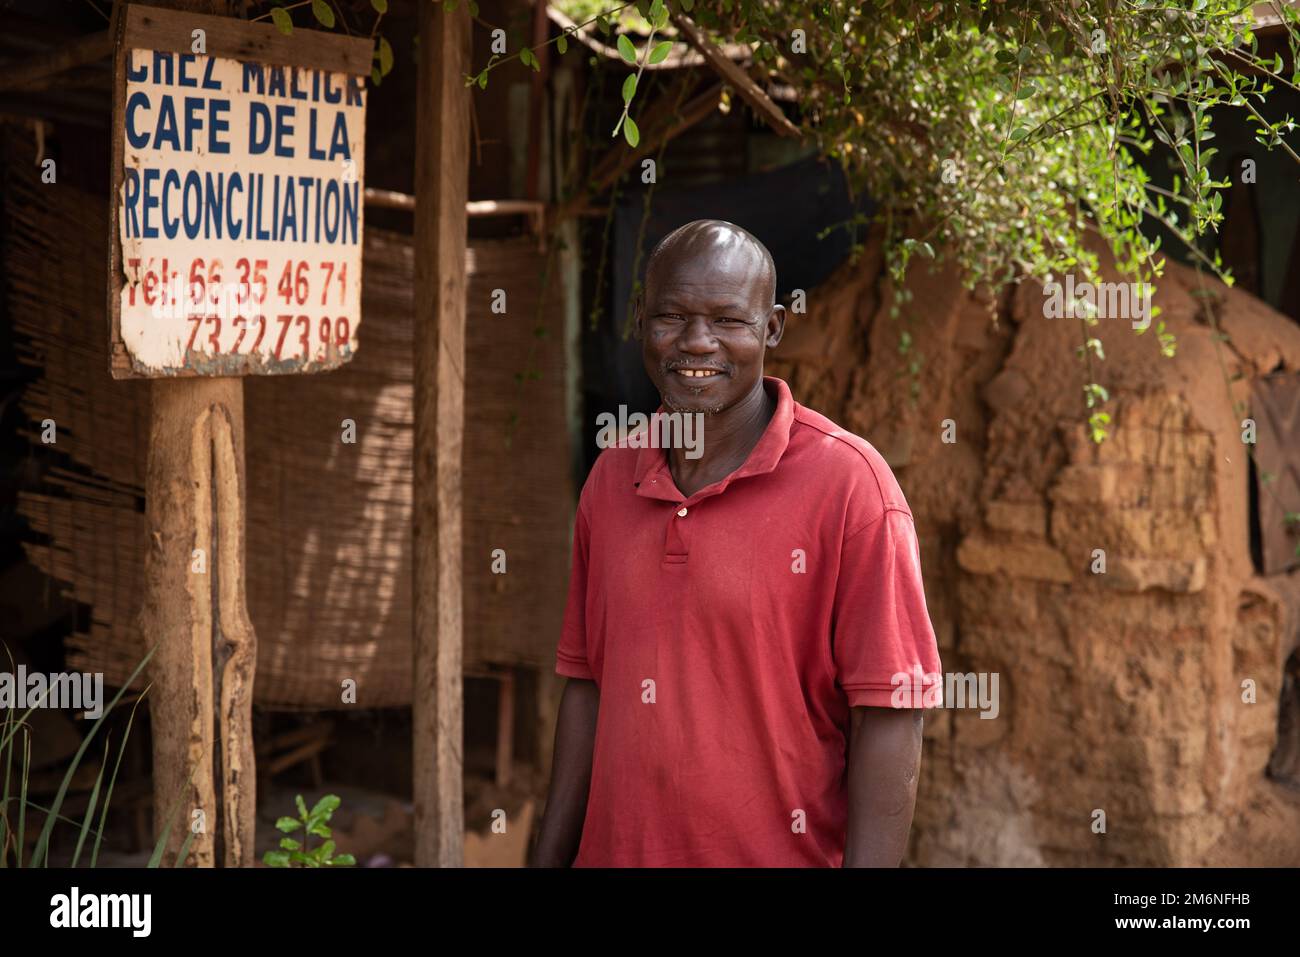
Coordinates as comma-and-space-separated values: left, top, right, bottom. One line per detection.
677, 507, 688, 517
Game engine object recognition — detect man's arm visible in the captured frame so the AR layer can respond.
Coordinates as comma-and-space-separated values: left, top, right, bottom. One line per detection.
843, 705, 924, 867
530, 677, 600, 867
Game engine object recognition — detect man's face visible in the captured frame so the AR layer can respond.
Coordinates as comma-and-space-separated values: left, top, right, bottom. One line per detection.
637, 236, 785, 415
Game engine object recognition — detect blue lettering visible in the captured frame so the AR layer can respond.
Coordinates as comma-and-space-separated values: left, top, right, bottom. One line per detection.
273, 105, 295, 158
123, 168, 141, 238
126, 50, 147, 83
226, 172, 243, 240
328, 112, 350, 161
241, 63, 264, 95
141, 168, 160, 239
308, 109, 326, 161
204, 172, 223, 240
182, 171, 202, 240
154, 95, 181, 151
209, 99, 230, 153
248, 102, 271, 154
178, 54, 197, 88
151, 52, 173, 86
125, 91, 151, 149
162, 169, 181, 239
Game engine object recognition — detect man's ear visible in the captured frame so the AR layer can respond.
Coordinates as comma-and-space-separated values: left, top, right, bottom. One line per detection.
766, 303, 786, 348
633, 291, 645, 340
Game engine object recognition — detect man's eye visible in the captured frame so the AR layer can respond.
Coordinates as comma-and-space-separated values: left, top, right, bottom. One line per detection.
659, 313, 684, 321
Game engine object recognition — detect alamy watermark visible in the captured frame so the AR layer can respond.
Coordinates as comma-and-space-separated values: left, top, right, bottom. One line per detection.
1043, 274, 1152, 330
595, 406, 704, 460
0, 667, 104, 719
891, 666, 1000, 719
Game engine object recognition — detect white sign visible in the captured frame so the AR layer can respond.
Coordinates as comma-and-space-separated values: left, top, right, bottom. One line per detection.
115, 48, 366, 375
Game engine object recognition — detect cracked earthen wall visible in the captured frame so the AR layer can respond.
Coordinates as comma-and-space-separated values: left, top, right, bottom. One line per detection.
767, 228, 1300, 866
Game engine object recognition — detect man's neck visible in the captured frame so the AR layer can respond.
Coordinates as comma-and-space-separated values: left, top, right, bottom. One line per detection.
667, 379, 776, 497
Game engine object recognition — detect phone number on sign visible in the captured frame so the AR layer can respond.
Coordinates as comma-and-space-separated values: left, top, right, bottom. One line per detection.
182, 312, 352, 361
123, 257, 355, 361
125, 257, 352, 311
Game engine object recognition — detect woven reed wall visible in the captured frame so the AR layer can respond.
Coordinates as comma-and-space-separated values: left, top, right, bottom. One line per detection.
3, 124, 572, 709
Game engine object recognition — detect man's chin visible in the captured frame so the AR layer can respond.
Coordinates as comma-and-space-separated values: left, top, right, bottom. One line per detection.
664, 399, 725, 415
660, 387, 728, 415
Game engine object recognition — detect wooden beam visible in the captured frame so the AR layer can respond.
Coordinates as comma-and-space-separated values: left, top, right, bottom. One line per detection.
412, 0, 469, 869
586, 83, 722, 191
551, 82, 723, 225
0, 30, 112, 93
525, 0, 551, 201
669, 12, 801, 138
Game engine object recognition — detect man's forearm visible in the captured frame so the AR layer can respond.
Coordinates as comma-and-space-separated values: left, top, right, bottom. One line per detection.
531, 677, 600, 867
843, 706, 924, 867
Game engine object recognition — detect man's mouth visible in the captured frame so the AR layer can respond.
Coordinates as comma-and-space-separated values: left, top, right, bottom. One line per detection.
672, 368, 725, 379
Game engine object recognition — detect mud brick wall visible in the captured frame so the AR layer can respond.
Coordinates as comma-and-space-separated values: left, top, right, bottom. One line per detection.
767, 228, 1300, 866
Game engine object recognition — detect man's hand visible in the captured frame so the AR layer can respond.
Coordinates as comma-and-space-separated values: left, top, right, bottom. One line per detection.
843, 705, 924, 867
530, 677, 600, 867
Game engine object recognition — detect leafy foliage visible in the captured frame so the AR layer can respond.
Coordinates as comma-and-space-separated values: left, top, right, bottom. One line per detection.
262, 793, 356, 868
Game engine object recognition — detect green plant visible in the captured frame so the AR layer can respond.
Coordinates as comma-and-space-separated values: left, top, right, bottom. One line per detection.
263, 793, 357, 867
0, 642, 196, 868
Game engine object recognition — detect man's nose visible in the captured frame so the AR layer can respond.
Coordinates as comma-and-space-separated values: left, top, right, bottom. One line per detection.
677, 315, 717, 354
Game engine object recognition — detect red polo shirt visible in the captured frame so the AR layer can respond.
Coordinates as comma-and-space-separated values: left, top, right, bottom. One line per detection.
556, 376, 942, 867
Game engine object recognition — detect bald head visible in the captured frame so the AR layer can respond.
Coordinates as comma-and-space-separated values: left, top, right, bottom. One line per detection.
637, 219, 786, 416
644, 220, 777, 307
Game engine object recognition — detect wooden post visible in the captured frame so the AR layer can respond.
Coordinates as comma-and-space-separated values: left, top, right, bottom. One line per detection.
130, 0, 257, 868
412, 0, 469, 867
142, 378, 257, 867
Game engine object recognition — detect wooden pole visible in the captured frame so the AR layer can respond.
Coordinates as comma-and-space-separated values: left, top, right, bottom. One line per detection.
412, 0, 469, 867
142, 378, 257, 867
134, 0, 257, 868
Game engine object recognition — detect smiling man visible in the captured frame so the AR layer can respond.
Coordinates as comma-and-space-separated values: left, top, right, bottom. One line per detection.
532, 219, 943, 868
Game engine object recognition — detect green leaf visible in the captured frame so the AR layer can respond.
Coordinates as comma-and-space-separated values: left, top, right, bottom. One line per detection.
378, 38, 394, 76
596, 15, 610, 34
279, 837, 302, 850
276, 816, 303, 833
557, 33, 568, 55
309, 822, 332, 838
681, 0, 694, 9
622, 73, 637, 105
326, 853, 357, 867
295, 795, 308, 820
649, 40, 672, 65
372, 66, 383, 86
371, 0, 388, 13
617, 34, 637, 65
271, 7, 293, 35
263, 850, 291, 867
623, 115, 640, 147
309, 794, 341, 821
311, 0, 335, 29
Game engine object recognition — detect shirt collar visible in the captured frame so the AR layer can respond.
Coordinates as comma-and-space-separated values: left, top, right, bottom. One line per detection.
633, 376, 795, 501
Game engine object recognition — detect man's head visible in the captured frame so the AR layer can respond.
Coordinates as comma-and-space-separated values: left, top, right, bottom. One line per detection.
635, 219, 785, 415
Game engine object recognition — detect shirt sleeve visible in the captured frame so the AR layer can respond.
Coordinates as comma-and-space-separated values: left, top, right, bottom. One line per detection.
555, 500, 595, 680
831, 507, 943, 708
